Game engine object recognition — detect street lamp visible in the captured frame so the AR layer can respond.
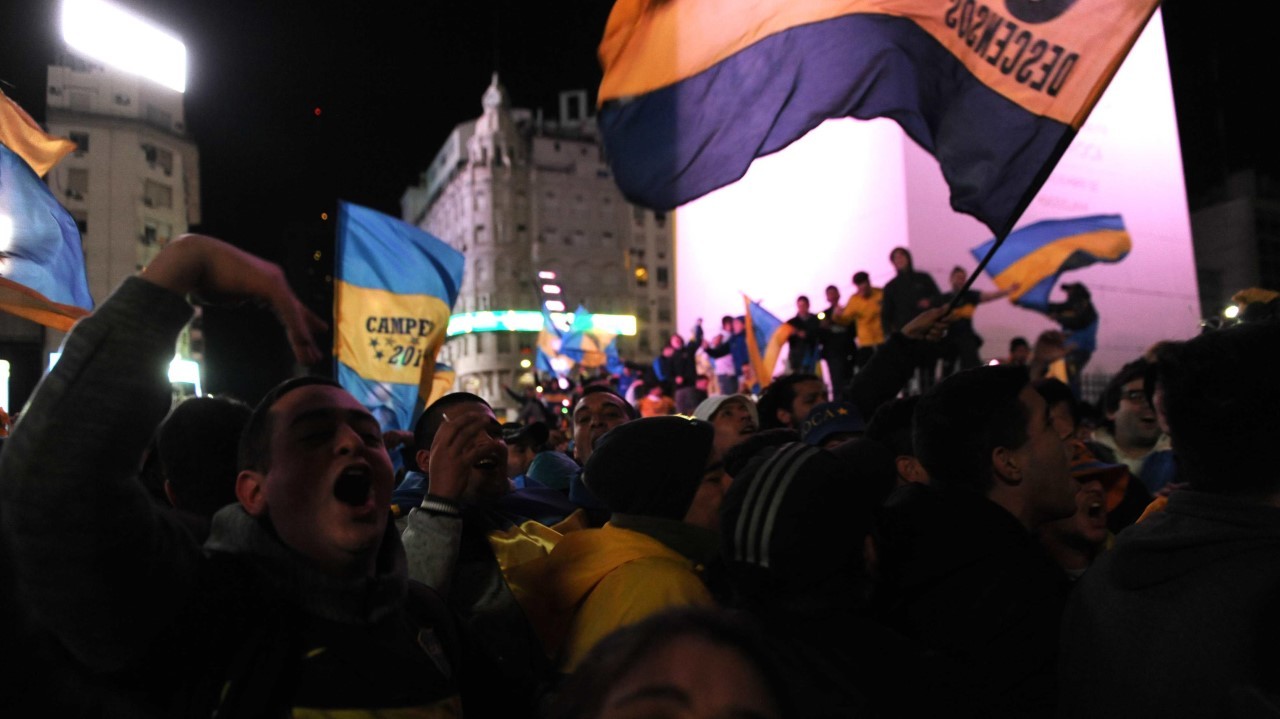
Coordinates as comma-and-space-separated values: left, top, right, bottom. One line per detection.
60, 0, 187, 93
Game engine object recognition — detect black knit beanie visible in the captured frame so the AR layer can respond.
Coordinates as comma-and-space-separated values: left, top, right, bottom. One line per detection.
583, 416, 715, 519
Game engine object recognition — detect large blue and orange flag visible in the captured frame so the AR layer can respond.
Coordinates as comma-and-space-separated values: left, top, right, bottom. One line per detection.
0, 143, 92, 331
1, 89, 76, 178
334, 201, 464, 431
970, 214, 1131, 310
743, 297, 794, 392
596, 0, 1159, 238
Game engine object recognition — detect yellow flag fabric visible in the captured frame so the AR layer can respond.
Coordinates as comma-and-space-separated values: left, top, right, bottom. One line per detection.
0, 89, 75, 177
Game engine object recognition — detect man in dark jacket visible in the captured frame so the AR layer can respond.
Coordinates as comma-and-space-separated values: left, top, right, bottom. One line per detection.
874, 365, 1076, 717
881, 247, 942, 390
0, 236, 466, 717
1059, 322, 1280, 718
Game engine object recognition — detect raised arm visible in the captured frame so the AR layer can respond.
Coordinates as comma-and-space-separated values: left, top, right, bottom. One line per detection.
0, 235, 323, 671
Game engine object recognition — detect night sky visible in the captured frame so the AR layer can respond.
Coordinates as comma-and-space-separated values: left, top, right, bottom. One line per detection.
0, 0, 1272, 402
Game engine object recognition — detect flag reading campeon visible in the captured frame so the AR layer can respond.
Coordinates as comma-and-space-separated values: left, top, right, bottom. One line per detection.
743, 297, 794, 393
596, 0, 1160, 238
0, 144, 92, 331
970, 214, 1131, 310
334, 201, 464, 431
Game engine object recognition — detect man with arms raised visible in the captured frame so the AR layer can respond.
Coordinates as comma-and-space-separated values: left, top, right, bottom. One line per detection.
0, 236, 465, 716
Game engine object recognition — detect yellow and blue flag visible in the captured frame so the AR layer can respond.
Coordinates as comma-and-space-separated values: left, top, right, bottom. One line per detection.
334, 201, 464, 431
970, 214, 1130, 311
596, 0, 1159, 238
743, 297, 794, 392
559, 304, 625, 375
1, 89, 76, 178
0, 143, 92, 331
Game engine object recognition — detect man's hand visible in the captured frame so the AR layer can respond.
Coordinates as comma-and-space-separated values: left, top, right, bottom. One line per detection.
426, 411, 493, 501
382, 429, 414, 451
140, 234, 327, 366
902, 307, 950, 343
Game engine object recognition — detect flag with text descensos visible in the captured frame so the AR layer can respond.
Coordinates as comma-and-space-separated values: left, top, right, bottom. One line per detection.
596, 0, 1160, 238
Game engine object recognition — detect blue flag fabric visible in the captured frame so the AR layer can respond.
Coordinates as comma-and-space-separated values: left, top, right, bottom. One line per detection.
743, 297, 794, 392
0, 144, 92, 330
559, 304, 625, 375
333, 201, 464, 431
970, 214, 1131, 311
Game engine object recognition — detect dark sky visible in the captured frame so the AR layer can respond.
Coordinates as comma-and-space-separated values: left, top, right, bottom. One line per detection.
0, 0, 1271, 400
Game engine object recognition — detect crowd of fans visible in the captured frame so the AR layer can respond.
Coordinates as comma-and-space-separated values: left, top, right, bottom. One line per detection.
1, 234, 1278, 717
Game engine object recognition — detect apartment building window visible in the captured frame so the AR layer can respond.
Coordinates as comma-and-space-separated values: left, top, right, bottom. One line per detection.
66, 168, 89, 199
656, 266, 669, 289
143, 180, 172, 208
69, 131, 90, 154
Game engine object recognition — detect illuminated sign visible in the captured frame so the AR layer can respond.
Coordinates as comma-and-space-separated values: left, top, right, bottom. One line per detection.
446, 310, 637, 337
61, 0, 188, 93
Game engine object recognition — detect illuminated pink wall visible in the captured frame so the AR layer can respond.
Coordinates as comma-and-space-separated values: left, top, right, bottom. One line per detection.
676, 11, 1197, 379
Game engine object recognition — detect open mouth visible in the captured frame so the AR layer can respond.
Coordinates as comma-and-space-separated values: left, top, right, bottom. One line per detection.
333, 466, 373, 507
474, 456, 499, 472
1085, 500, 1104, 519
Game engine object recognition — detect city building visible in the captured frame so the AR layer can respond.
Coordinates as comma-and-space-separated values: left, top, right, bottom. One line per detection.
401, 74, 676, 415
1191, 169, 1280, 320
43, 51, 203, 390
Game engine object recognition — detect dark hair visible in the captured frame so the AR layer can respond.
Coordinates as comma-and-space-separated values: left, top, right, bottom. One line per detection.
1010, 336, 1030, 351
865, 395, 921, 457
550, 608, 789, 719
852, 271, 870, 285
889, 246, 913, 271
723, 428, 802, 478
913, 365, 1030, 494
951, 265, 966, 276
1100, 358, 1151, 416
825, 284, 838, 293
239, 376, 344, 472
577, 384, 639, 420
797, 295, 810, 304
721, 315, 734, 328
1156, 322, 1280, 495
757, 373, 821, 430
414, 392, 491, 451
1034, 378, 1077, 428
160, 396, 252, 517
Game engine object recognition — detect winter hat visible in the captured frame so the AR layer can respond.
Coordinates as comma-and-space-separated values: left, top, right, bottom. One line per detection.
583, 416, 715, 519
693, 394, 759, 426
721, 439, 893, 585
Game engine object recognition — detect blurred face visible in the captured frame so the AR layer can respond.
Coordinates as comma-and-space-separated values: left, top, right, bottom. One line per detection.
855, 279, 871, 296
1108, 379, 1161, 451
1012, 386, 1078, 527
1010, 344, 1030, 364
950, 269, 966, 291
890, 249, 910, 271
1048, 400, 1075, 441
443, 401, 510, 504
596, 636, 781, 719
796, 298, 810, 315
732, 318, 745, 333
508, 443, 537, 479
251, 385, 395, 579
781, 379, 827, 429
574, 393, 631, 464
1040, 475, 1108, 564
825, 287, 840, 304
670, 334, 685, 349
709, 399, 757, 462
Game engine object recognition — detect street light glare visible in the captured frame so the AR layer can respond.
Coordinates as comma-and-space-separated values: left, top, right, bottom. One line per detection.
1223, 304, 1240, 320
61, 0, 188, 93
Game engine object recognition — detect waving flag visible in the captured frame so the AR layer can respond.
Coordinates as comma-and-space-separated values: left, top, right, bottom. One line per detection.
743, 297, 794, 392
559, 304, 625, 374
1, 89, 76, 177
334, 201, 464, 431
970, 214, 1131, 310
0, 144, 92, 330
597, 0, 1159, 238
